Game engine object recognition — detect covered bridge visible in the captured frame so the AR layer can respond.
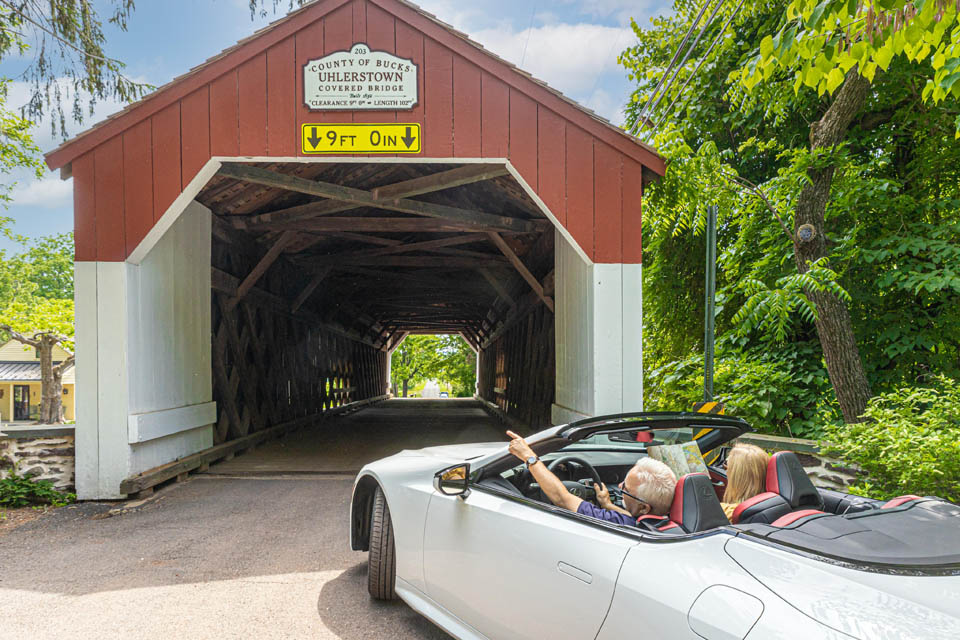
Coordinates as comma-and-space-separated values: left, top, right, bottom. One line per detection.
45, 0, 663, 499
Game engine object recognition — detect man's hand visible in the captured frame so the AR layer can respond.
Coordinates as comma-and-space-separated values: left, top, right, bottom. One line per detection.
506, 430, 535, 462
595, 482, 614, 509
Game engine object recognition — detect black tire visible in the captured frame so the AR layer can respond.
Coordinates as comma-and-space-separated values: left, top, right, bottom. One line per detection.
368, 486, 398, 600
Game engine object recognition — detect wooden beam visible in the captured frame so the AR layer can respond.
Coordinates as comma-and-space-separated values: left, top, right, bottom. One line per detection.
218, 163, 538, 233
232, 230, 297, 305
487, 232, 554, 312
267, 217, 488, 233
334, 234, 485, 258
310, 255, 506, 269
291, 267, 331, 314
238, 164, 509, 228
315, 231, 403, 246
477, 267, 517, 309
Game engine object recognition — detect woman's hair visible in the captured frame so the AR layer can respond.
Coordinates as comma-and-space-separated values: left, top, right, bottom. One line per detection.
723, 443, 769, 504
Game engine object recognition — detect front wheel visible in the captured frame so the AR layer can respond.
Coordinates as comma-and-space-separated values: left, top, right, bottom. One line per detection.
367, 486, 397, 600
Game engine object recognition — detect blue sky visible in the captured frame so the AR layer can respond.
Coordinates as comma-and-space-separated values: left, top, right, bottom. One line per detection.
0, 0, 672, 253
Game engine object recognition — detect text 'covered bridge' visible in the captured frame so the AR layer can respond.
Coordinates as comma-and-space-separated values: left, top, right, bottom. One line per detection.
45, 0, 664, 499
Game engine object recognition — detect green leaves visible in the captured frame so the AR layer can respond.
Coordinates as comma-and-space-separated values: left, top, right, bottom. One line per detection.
740, 0, 960, 132
822, 376, 960, 502
732, 258, 850, 343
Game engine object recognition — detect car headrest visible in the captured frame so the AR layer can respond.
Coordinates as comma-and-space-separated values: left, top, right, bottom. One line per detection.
766, 451, 824, 510
669, 473, 730, 533
731, 491, 791, 525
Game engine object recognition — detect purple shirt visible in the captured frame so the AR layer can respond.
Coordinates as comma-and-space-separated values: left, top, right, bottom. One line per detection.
577, 501, 637, 527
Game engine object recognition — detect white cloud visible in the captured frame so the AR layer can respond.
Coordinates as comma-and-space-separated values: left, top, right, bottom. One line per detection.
8, 177, 73, 209
471, 23, 632, 97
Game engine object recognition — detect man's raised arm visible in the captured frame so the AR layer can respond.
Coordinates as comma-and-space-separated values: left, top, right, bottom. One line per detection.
506, 431, 583, 512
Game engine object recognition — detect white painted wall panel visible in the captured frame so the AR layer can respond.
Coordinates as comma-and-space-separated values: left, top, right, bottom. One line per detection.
622, 264, 643, 412
128, 401, 217, 444
553, 229, 594, 419
126, 200, 213, 476
96, 262, 130, 498
74, 262, 99, 500
593, 264, 623, 415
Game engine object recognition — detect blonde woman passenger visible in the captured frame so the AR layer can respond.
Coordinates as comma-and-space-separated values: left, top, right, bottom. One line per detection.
720, 443, 768, 519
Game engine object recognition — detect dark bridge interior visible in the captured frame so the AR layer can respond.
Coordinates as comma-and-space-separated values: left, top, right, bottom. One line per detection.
200, 162, 556, 445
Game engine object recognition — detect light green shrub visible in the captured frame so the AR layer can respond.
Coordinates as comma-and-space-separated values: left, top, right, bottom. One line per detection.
822, 376, 960, 503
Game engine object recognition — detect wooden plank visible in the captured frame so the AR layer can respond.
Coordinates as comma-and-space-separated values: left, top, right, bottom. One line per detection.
234, 230, 297, 302
73, 152, 96, 261
311, 255, 506, 268
424, 38, 453, 157
330, 234, 484, 257
486, 232, 553, 312
267, 217, 487, 233
453, 56, 481, 157
151, 102, 181, 222
218, 163, 538, 232
240, 164, 508, 228
477, 267, 516, 308
238, 53, 268, 155
291, 267, 331, 313
322, 3, 354, 125
267, 37, 296, 156
181, 86, 210, 185
537, 108, 566, 226
622, 158, 644, 264
94, 137, 125, 261
565, 124, 595, 260
295, 18, 324, 156
481, 72, 509, 157
594, 142, 623, 263
210, 71, 239, 157
509, 88, 538, 190
122, 120, 154, 257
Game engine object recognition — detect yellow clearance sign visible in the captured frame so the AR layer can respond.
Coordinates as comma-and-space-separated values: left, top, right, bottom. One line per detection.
301, 123, 421, 154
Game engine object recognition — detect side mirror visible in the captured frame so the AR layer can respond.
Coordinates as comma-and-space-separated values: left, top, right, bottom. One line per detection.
434, 463, 470, 498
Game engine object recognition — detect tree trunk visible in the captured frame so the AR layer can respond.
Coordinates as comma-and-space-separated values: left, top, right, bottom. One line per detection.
793, 70, 873, 423
402, 379, 409, 398
38, 335, 65, 424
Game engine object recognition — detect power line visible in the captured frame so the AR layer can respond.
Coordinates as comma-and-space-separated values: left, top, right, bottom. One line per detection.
644, 0, 746, 140
520, 1, 538, 68
641, 0, 727, 135
634, 0, 716, 129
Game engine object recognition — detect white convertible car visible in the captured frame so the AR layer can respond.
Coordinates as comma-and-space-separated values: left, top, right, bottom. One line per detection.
349, 412, 960, 639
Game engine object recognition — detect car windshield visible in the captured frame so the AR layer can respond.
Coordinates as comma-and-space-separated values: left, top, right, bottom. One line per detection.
563, 426, 699, 451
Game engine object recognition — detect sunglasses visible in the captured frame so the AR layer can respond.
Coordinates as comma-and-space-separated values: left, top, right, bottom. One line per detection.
613, 482, 651, 511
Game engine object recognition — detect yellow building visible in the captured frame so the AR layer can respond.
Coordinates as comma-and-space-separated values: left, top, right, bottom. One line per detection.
0, 340, 75, 423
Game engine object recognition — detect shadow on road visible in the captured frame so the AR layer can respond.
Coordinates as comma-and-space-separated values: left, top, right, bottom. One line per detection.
317, 563, 450, 639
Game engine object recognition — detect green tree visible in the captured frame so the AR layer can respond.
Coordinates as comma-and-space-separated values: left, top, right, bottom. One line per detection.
435, 335, 476, 397
390, 335, 443, 397
621, 0, 959, 431
0, 227, 75, 424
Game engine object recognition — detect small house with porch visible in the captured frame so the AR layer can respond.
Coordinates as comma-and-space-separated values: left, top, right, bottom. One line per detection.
0, 340, 76, 423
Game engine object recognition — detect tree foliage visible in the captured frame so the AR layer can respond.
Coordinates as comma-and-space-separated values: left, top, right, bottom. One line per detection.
390, 334, 476, 398
621, 0, 960, 435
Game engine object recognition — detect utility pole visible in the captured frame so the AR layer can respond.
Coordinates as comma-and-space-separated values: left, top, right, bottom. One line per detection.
703, 205, 717, 402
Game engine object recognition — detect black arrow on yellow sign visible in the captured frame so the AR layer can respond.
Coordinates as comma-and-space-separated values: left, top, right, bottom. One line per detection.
402, 126, 416, 149
307, 127, 322, 149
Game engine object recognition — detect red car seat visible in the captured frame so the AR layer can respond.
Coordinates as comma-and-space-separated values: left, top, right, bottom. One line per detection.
766, 451, 825, 511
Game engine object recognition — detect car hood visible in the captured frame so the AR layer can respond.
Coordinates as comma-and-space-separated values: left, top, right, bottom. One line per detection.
405, 441, 507, 463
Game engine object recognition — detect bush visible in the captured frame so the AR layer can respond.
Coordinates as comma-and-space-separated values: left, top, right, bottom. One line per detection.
646, 338, 842, 439
822, 376, 960, 503
0, 468, 76, 508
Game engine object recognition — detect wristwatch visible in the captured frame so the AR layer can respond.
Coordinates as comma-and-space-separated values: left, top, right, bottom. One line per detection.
525, 455, 539, 467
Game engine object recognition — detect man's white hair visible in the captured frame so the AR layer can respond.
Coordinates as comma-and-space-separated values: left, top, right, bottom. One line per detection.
625, 457, 677, 516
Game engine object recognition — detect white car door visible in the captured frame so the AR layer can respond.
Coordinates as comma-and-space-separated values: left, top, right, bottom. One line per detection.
423, 486, 638, 640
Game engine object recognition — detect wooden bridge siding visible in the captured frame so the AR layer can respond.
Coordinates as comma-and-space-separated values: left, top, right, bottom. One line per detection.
478, 304, 555, 430
210, 236, 387, 444
70, 0, 646, 266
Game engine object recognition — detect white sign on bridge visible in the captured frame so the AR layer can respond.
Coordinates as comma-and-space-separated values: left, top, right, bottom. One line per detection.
303, 43, 419, 111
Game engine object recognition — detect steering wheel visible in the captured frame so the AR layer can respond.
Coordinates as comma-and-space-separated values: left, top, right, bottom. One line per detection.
547, 455, 604, 501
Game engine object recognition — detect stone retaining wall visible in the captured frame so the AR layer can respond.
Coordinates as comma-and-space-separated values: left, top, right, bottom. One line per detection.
0, 426, 76, 492
736, 433, 858, 490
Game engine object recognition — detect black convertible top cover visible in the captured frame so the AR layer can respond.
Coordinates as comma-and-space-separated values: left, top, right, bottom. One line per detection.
740, 499, 960, 570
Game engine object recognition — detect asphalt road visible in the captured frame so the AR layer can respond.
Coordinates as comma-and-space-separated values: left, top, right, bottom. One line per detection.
0, 399, 506, 639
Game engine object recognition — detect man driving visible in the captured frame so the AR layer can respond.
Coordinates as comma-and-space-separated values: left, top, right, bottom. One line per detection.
507, 430, 678, 527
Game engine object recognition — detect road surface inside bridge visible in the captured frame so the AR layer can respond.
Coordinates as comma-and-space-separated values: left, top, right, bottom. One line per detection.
0, 399, 506, 639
